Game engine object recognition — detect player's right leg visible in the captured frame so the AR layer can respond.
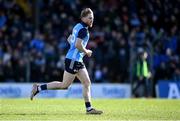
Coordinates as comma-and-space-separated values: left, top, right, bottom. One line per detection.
46, 71, 75, 90
30, 71, 75, 100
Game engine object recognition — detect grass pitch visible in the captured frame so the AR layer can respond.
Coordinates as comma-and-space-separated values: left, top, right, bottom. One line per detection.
0, 98, 180, 121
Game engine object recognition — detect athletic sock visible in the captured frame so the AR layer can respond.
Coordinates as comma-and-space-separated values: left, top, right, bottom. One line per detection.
39, 84, 47, 91
38, 86, 41, 91
85, 102, 92, 111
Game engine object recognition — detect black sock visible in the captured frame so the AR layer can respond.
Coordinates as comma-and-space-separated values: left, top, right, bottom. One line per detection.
85, 102, 92, 111
40, 84, 47, 90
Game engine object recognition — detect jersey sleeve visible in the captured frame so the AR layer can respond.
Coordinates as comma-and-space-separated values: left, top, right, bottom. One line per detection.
77, 28, 87, 40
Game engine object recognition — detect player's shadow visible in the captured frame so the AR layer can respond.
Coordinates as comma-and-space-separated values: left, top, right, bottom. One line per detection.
0, 112, 83, 115
0, 113, 47, 115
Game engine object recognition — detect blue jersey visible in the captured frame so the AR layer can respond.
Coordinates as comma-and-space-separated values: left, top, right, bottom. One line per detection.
66, 22, 89, 62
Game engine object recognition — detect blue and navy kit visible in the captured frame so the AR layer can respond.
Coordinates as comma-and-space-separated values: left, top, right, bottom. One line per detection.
65, 22, 89, 74
66, 22, 89, 62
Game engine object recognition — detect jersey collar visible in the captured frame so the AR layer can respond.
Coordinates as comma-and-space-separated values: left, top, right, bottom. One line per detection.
81, 21, 88, 28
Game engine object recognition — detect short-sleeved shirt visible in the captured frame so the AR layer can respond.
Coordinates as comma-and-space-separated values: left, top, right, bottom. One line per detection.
65, 22, 89, 62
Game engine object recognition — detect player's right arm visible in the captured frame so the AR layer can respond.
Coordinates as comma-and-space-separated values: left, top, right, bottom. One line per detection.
75, 38, 92, 57
75, 28, 92, 57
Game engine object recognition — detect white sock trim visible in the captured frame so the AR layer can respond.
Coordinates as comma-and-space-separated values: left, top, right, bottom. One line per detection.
38, 86, 41, 91
87, 107, 92, 111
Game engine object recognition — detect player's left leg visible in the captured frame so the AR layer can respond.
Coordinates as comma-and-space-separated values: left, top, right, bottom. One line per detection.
76, 68, 103, 114
76, 68, 91, 103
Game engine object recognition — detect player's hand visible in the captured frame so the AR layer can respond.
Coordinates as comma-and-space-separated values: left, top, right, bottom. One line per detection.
86, 49, 92, 57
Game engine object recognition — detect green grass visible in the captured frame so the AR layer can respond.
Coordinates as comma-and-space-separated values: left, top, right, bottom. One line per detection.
0, 98, 180, 120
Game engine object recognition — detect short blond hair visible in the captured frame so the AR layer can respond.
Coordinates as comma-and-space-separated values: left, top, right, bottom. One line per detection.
80, 8, 93, 18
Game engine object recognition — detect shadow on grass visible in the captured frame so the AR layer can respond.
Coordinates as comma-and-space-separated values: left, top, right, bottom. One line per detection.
0, 113, 47, 115
0, 112, 83, 116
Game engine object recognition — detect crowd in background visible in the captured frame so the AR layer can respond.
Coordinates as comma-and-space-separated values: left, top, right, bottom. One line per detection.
0, 0, 179, 87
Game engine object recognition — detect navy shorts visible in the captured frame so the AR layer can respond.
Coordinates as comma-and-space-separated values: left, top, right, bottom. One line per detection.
65, 58, 85, 74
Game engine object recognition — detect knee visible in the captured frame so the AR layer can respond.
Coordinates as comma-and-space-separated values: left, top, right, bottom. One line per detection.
58, 82, 70, 90
83, 81, 91, 88
61, 84, 69, 90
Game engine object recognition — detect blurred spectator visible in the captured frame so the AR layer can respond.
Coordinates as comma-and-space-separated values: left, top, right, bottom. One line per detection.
0, 10, 7, 29
30, 32, 45, 52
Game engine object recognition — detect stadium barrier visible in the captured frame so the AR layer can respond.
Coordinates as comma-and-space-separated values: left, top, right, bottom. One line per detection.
0, 83, 131, 98
156, 80, 180, 99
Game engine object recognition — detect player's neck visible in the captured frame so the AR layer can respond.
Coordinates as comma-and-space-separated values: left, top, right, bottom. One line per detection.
81, 21, 88, 28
